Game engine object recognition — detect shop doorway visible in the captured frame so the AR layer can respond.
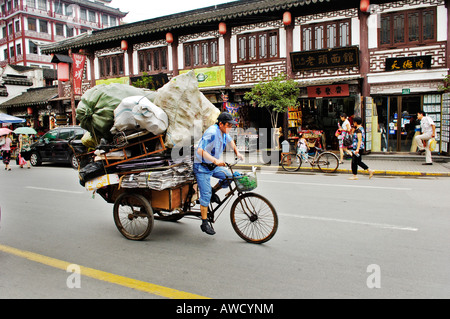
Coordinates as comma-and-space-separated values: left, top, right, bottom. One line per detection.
297, 97, 355, 150
376, 95, 421, 152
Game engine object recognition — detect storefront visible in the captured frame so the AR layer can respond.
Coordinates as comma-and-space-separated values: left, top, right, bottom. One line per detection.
370, 93, 445, 153
288, 46, 362, 150
286, 82, 360, 150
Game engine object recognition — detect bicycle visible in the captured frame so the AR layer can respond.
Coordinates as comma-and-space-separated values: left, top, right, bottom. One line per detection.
106, 160, 278, 244
281, 147, 339, 173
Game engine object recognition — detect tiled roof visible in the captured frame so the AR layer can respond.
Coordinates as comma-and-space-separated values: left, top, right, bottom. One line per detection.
41, 0, 330, 54
0, 86, 58, 108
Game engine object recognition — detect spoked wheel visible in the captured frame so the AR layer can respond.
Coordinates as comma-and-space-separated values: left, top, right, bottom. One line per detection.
317, 152, 339, 173
230, 193, 278, 244
113, 193, 154, 241
281, 153, 302, 172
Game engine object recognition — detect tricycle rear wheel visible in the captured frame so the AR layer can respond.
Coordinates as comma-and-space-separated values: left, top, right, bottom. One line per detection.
113, 193, 154, 240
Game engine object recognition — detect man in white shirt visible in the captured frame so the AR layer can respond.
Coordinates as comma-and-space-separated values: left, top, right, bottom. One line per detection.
414, 111, 436, 165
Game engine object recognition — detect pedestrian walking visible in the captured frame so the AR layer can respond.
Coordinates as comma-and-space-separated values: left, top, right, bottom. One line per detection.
18, 134, 32, 169
348, 117, 374, 180
194, 112, 244, 235
337, 113, 352, 164
414, 111, 436, 165
1, 133, 13, 171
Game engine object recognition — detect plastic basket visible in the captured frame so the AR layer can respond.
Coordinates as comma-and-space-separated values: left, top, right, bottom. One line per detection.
234, 171, 257, 192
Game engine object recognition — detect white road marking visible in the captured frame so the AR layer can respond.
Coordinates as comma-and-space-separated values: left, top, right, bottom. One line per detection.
26, 186, 83, 194
280, 213, 418, 232
259, 179, 412, 191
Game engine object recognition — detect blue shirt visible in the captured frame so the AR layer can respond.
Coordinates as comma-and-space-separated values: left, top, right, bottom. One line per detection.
195, 124, 232, 164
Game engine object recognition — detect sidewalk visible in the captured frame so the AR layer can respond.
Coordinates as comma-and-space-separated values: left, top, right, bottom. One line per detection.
228, 151, 450, 177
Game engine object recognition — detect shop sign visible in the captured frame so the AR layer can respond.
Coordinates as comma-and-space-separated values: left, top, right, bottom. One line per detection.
290, 46, 359, 72
96, 77, 129, 85
72, 54, 86, 95
180, 66, 225, 88
385, 56, 431, 72
307, 84, 350, 98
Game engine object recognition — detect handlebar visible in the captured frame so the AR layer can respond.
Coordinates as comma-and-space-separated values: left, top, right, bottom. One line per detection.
225, 158, 241, 168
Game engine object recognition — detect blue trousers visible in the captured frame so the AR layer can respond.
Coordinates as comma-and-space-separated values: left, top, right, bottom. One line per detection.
193, 163, 232, 207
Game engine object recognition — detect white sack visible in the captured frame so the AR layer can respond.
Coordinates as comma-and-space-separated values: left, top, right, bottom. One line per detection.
111, 95, 168, 135
153, 70, 220, 148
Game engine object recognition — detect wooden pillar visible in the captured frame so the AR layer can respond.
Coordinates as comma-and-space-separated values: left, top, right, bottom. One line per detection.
127, 45, 133, 78
88, 51, 96, 88
68, 49, 76, 125
171, 36, 179, 77
358, 10, 370, 98
285, 23, 294, 80
224, 28, 232, 87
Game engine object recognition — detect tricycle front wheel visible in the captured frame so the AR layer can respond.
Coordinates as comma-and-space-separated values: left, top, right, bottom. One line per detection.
113, 193, 154, 241
230, 193, 278, 244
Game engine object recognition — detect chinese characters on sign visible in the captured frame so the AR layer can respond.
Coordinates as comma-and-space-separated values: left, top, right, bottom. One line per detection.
72, 54, 86, 95
290, 46, 359, 72
307, 84, 350, 98
385, 56, 431, 72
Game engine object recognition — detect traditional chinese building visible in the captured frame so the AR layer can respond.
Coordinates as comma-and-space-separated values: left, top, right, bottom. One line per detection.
0, 0, 126, 68
39, 0, 450, 154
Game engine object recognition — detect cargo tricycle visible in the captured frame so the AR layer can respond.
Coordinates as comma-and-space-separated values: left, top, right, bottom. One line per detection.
75, 132, 278, 244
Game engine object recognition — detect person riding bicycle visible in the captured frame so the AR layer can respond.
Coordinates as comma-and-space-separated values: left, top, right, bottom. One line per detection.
193, 112, 244, 235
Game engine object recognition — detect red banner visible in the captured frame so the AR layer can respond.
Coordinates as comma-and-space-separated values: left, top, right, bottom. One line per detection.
72, 54, 86, 95
307, 84, 349, 98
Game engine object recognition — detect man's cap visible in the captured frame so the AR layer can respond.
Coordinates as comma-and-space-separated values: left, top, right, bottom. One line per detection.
217, 112, 238, 125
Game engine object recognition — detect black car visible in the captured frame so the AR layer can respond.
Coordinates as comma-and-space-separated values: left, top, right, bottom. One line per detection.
30, 126, 87, 169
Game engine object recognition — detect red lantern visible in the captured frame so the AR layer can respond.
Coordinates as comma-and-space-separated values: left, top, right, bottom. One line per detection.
57, 62, 69, 82
166, 32, 173, 44
283, 11, 292, 26
360, 0, 370, 12
27, 107, 33, 115
121, 40, 128, 51
219, 22, 227, 35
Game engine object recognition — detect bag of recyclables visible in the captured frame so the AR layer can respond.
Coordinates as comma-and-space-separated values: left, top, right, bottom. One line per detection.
111, 95, 168, 136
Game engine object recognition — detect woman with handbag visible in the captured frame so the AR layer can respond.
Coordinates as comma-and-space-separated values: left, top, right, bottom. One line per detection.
338, 113, 352, 164
18, 134, 32, 169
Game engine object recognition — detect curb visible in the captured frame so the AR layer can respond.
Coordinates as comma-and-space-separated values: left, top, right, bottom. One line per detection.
234, 164, 450, 177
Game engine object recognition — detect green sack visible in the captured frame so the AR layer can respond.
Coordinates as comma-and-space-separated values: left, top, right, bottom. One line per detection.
76, 84, 150, 142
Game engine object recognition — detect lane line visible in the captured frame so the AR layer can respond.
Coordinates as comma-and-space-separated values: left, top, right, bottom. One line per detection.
26, 186, 83, 194
0, 244, 209, 299
259, 179, 412, 191
280, 213, 419, 232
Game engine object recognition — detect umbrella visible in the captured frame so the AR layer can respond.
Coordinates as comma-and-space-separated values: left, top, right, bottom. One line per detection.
0, 128, 12, 136
14, 127, 37, 135
0, 113, 26, 124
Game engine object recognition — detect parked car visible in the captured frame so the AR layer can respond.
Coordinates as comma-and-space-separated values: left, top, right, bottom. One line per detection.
29, 126, 87, 169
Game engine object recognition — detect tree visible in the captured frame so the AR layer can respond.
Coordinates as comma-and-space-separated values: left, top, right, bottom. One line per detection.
131, 72, 154, 89
244, 74, 299, 129
438, 74, 450, 93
